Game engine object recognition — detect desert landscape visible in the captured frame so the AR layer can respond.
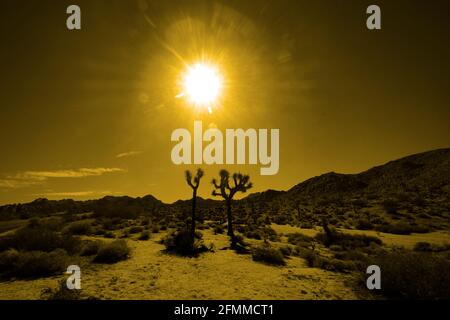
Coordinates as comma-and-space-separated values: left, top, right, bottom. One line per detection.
0, 148, 449, 300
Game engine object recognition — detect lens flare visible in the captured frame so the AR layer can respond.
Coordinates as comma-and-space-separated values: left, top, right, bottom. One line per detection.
181, 63, 223, 108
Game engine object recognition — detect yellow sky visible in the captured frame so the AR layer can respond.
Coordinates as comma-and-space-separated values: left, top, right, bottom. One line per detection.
0, 0, 449, 205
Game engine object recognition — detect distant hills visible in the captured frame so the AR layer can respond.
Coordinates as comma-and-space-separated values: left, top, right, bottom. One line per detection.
287, 148, 449, 199
0, 148, 449, 225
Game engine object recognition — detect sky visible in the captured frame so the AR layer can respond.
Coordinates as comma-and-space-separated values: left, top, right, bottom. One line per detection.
0, 0, 449, 205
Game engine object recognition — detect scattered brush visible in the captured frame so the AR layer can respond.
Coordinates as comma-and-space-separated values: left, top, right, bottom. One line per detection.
252, 244, 286, 266
93, 240, 130, 263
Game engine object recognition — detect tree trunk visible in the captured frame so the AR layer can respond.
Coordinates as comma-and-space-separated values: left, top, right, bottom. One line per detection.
226, 200, 236, 247
191, 189, 197, 241
226, 200, 234, 237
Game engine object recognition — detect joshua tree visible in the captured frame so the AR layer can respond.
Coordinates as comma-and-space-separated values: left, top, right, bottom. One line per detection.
211, 170, 253, 247
185, 168, 204, 241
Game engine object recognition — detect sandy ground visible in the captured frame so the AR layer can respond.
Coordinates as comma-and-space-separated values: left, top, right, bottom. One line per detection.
2, 224, 449, 300
0, 229, 358, 300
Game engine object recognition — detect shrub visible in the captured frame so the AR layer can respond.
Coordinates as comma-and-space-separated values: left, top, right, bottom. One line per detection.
299, 249, 323, 268
80, 240, 103, 256
414, 242, 432, 252
299, 221, 313, 229
63, 220, 92, 235
334, 250, 368, 263
315, 229, 382, 249
103, 231, 116, 239
369, 251, 450, 299
0, 249, 68, 279
382, 198, 400, 214
140, 218, 150, 226
41, 279, 82, 300
356, 219, 373, 230
0, 226, 80, 254
213, 224, 225, 234
287, 233, 314, 246
93, 240, 130, 263
151, 225, 160, 233
299, 249, 354, 272
413, 242, 450, 253
376, 222, 430, 235
246, 230, 262, 240
252, 245, 286, 266
93, 228, 105, 236
40, 217, 64, 231
279, 246, 292, 257
138, 230, 150, 240
119, 231, 129, 239
128, 226, 144, 234
162, 229, 208, 257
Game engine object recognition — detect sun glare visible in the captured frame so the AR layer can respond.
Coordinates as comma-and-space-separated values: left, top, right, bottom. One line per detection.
181, 63, 223, 109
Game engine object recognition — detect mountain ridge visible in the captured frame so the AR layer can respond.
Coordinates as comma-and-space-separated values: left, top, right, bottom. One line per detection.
0, 148, 448, 220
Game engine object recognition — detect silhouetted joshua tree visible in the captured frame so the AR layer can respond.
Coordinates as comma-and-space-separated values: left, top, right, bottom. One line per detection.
185, 169, 204, 241
211, 170, 253, 247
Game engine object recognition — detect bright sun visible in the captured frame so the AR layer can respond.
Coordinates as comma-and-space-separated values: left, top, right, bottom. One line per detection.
181, 63, 223, 109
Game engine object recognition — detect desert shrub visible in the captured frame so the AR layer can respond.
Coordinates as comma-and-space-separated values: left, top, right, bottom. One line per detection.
413, 242, 450, 253
41, 279, 82, 300
252, 245, 286, 266
151, 225, 160, 233
352, 199, 369, 208
28, 217, 40, 228
0, 226, 80, 254
329, 244, 343, 251
382, 198, 400, 214
63, 220, 92, 235
119, 230, 129, 238
369, 251, 450, 299
299, 221, 314, 229
128, 226, 144, 234
103, 231, 115, 238
197, 223, 208, 230
213, 224, 225, 234
93, 228, 105, 236
414, 242, 432, 252
140, 217, 150, 226
376, 222, 430, 235
162, 229, 208, 257
138, 230, 150, 240
299, 249, 354, 272
299, 249, 323, 268
0, 248, 68, 279
99, 218, 116, 231
168, 222, 177, 229
356, 219, 373, 230
334, 249, 367, 260
315, 229, 382, 249
273, 215, 288, 225
233, 234, 249, 247
93, 240, 130, 263
246, 230, 262, 240
40, 217, 64, 231
287, 233, 314, 246
321, 258, 355, 272
279, 246, 292, 257
260, 227, 279, 241
80, 240, 103, 256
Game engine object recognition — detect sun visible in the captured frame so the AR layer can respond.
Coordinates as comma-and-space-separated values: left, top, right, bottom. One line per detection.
181, 63, 223, 110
